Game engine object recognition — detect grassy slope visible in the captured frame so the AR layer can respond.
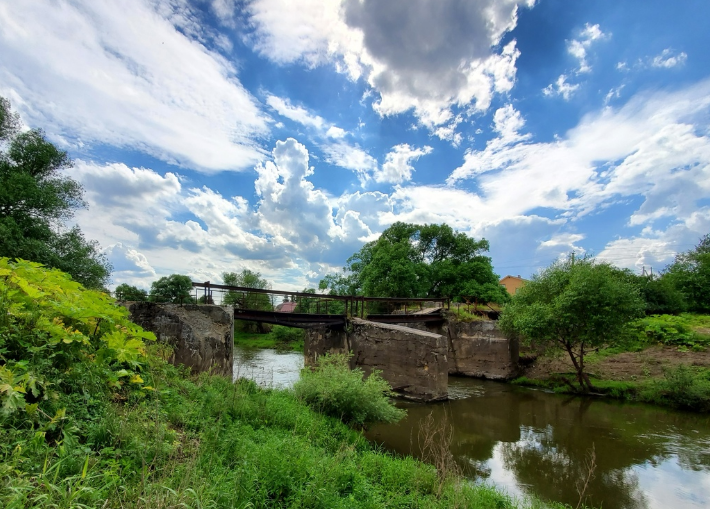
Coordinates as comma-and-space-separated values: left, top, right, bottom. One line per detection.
1, 355, 568, 508
513, 314, 710, 411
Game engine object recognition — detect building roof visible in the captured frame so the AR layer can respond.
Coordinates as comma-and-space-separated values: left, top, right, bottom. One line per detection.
275, 301, 298, 313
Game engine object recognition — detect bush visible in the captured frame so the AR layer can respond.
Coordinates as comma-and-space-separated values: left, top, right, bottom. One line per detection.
271, 325, 304, 343
294, 354, 406, 426
624, 314, 710, 349
0, 258, 155, 426
640, 365, 710, 411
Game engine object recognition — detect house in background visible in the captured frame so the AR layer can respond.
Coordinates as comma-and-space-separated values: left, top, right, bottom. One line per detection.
500, 275, 527, 295
275, 299, 298, 313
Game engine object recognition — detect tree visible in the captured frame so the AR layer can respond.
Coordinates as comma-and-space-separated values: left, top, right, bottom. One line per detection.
663, 234, 710, 313
0, 97, 111, 289
222, 269, 272, 309
149, 274, 194, 303
499, 255, 645, 392
115, 283, 148, 301
222, 269, 272, 332
321, 222, 509, 303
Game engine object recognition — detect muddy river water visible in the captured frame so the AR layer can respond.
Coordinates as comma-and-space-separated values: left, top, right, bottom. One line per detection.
234, 346, 710, 508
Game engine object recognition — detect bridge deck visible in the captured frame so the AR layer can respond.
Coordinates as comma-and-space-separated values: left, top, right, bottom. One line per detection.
234, 309, 346, 328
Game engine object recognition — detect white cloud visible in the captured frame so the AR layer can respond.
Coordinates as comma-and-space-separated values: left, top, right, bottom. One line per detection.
543, 23, 607, 99
543, 74, 580, 100
375, 144, 433, 184
567, 23, 607, 74
0, 0, 268, 172
247, 0, 532, 129
321, 141, 379, 183
651, 48, 688, 69
265, 94, 326, 130
447, 80, 710, 269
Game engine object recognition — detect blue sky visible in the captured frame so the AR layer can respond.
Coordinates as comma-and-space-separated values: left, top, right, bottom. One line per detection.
1, 0, 709, 291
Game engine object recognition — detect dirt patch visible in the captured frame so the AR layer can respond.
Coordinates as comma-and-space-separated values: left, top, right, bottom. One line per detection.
522, 345, 710, 382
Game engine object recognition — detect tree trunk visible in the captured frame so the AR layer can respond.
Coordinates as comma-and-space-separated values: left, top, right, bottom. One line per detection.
563, 342, 587, 393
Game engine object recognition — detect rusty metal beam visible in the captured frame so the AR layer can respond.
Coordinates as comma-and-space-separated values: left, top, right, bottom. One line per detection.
234, 309, 346, 329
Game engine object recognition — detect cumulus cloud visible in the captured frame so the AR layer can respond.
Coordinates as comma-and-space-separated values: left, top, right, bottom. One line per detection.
543, 74, 581, 100
105, 243, 156, 286
247, 0, 532, 129
543, 23, 607, 99
567, 23, 606, 74
374, 144, 433, 184
0, 0, 268, 172
651, 48, 688, 69
321, 141, 379, 184
446, 80, 710, 269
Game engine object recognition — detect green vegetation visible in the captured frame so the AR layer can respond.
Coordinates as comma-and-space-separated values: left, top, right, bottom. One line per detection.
234, 326, 304, 352
500, 255, 645, 392
320, 222, 509, 304
663, 234, 710, 313
114, 283, 148, 301
0, 98, 111, 289
149, 273, 194, 303
623, 314, 710, 351
513, 366, 710, 412
294, 354, 406, 427
0, 261, 563, 509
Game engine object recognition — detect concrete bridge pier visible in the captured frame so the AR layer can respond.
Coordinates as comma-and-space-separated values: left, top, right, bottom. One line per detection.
305, 318, 448, 402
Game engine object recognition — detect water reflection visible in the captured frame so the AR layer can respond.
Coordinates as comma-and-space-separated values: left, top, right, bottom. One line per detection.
367, 378, 710, 509
233, 346, 303, 388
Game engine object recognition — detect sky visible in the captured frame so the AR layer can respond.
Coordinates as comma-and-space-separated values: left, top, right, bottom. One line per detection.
1, 0, 709, 291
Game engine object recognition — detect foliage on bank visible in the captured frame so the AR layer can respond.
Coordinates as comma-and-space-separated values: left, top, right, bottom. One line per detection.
295, 354, 406, 426
1, 261, 569, 508
0, 98, 111, 290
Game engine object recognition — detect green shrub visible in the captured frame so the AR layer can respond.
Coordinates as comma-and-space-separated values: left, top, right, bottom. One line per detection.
294, 354, 406, 426
0, 258, 155, 426
640, 365, 710, 411
623, 314, 710, 349
271, 325, 304, 343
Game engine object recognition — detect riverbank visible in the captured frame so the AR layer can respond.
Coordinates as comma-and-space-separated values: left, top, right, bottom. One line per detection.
513, 315, 710, 411
1, 354, 571, 508
233, 325, 304, 352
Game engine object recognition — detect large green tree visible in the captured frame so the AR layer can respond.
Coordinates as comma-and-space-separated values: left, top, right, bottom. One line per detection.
149, 274, 194, 303
0, 98, 111, 289
663, 234, 710, 313
320, 222, 508, 303
115, 283, 149, 301
222, 269, 272, 309
499, 255, 645, 392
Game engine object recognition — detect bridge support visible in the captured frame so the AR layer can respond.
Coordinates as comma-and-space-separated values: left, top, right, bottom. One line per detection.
125, 303, 234, 378
305, 318, 448, 402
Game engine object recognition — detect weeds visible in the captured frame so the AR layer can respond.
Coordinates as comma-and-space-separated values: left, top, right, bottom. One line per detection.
294, 353, 406, 426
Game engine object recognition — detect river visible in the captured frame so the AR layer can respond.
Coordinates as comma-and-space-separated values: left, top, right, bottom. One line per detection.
233, 346, 710, 509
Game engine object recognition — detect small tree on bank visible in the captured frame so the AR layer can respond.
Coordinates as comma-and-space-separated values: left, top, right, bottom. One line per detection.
499, 255, 645, 392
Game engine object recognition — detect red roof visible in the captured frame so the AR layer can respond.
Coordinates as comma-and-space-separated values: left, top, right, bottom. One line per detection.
276, 301, 298, 313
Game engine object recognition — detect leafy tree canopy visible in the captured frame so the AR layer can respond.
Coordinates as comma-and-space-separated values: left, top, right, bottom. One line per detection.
222, 269, 272, 310
0, 98, 111, 289
115, 283, 149, 301
663, 234, 710, 313
320, 222, 508, 303
149, 274, 194, 303
499, 255, 645, 392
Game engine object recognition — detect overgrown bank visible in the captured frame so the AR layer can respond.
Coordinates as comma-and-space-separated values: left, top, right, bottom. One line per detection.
1, 259, 570, 508
513, 314, 710, 411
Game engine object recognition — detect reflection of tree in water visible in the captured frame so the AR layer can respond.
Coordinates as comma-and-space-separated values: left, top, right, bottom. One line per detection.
499, 427, 648, 509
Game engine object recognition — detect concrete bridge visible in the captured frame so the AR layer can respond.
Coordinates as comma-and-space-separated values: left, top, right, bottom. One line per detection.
124, 282, 518, 402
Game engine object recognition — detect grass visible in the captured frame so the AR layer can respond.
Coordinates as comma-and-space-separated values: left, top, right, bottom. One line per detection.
234, 327, 304, 352
1, 358, 572, 508
512, 366, 710, 412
